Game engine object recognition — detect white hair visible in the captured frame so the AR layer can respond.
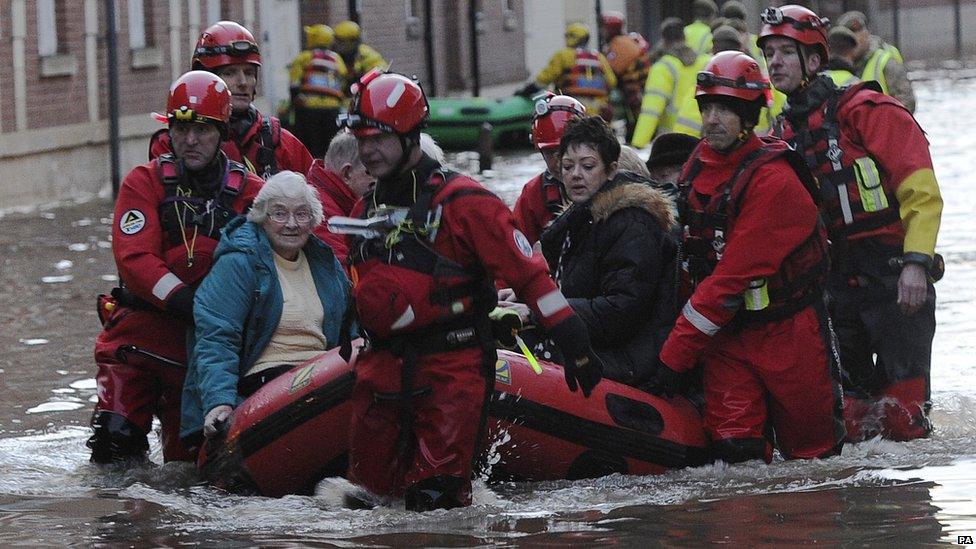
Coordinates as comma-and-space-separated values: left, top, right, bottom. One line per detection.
420, 132, 445, 164
617, 145, 651, 178
247, 170, 324, 227
323, 130, 360, 172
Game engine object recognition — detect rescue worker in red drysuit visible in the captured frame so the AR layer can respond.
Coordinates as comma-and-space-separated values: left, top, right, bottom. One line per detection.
654, 51, 845, 463
149, 21, 313, 179
88, 71, 264, 463
512, 94, 586, 247
759, 5, 943, 442
339, 70, 603, 511
306, 130, 374, 267
599, 11, 652, 141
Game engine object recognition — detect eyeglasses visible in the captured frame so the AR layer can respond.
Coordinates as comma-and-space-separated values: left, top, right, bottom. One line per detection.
697, 72, 770, 91
760, 7, 827, 30
268, 209, 313, 224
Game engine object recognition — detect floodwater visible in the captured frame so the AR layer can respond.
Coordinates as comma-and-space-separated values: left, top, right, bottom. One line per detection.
2, 70, 976, 546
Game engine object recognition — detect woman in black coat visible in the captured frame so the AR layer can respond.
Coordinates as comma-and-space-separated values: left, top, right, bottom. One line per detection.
540, 116, 679, 389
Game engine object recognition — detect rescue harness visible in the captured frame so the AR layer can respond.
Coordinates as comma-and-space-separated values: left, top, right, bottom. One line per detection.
677, 138, 829, 324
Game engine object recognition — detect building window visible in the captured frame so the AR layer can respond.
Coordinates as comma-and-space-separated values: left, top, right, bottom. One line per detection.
37, 0, 68, 57
128, 0, 155, 49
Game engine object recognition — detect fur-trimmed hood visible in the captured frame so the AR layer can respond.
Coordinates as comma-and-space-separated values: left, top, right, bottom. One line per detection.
590, 180, 678, 231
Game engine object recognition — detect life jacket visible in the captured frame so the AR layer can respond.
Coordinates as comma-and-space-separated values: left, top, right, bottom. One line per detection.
782, 78, 901, 245
677, 138, 829, 324
561, 48, 610, 99
298, 48, 345, 99
348, 170, 497, 341
540, 172, 567, 218
231, 111, 281, 180
155, 153, 247, 283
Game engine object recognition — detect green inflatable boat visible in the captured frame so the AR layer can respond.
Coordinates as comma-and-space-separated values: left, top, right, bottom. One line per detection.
426, 95, 535, 150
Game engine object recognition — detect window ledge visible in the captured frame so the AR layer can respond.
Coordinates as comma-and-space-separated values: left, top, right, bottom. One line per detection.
131, 47, 162, 69
40, 54, 77, 77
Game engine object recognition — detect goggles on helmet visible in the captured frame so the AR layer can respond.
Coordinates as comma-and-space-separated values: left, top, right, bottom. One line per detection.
337, 112, 396, 135
194, 40, 260, 59
167, 106, 223, 126
697, 72, 770, 91
534, 98, 583, 118
760, 7, 828, 30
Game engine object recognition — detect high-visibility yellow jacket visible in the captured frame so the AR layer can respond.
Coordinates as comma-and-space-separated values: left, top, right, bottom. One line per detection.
684, 21, 712, 56
631, 46, 709, 148
854, 37, 915, 113
827, 68, 860, 88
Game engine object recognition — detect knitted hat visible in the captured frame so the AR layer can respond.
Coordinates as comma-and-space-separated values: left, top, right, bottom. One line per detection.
646, 133, 700, 170
838, 11, 868, 32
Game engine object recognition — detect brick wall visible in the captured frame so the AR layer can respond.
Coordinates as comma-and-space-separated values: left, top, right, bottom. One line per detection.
25, 2, 88, 129
0, 0, 12, 132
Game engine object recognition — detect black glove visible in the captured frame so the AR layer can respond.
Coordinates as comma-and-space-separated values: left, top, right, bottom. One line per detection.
166, 284, 196, 324
548, 315, 603, 397
648, 358, 685, 398
515, 82, 542, 99
489, 307, 522, 349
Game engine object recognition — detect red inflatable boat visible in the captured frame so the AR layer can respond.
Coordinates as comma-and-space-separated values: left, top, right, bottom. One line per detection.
199, 345, 709, 496
486, 349, 709, 481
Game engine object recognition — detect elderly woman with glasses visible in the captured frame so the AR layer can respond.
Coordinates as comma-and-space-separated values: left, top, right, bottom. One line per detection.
181, 170, 352, 442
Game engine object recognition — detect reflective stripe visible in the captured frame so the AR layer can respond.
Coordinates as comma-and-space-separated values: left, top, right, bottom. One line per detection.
662, 59, 679, 83
682, 302, 720, 336
837, 183, 855, 225
390, 305, 415, 330
853, 157, 888, 212
743, 278, 770, 311
639, 109, 662, 118
152, 272, 183, 301
642, 89, 670, 101
536, 290, 569, 319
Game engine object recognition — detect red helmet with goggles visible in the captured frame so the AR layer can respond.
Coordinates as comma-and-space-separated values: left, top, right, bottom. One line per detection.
757, 5, 829, 63
161, 71, 232, 134
532, 93, 586, 150
341, 69, 429, 138
192, 21, 262, 70
696, 51, 771, 104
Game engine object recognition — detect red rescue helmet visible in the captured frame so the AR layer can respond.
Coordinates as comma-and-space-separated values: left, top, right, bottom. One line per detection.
696, 51, 770, 103
532, 93, 586, 150
600, 12, 625, 37
696, 52, 769, 128
192, 21, 262, 70
161, 71, 232, 135
757, 5, 829, 63
342, 69, 429, 138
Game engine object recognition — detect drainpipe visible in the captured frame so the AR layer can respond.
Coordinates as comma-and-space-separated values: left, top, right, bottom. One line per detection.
424, 0, 436, 95
105, 0, 121, 198
468, 1, 480, 97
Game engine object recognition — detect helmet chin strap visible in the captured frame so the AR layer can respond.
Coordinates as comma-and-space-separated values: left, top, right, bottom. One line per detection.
391, 133, 421, 177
